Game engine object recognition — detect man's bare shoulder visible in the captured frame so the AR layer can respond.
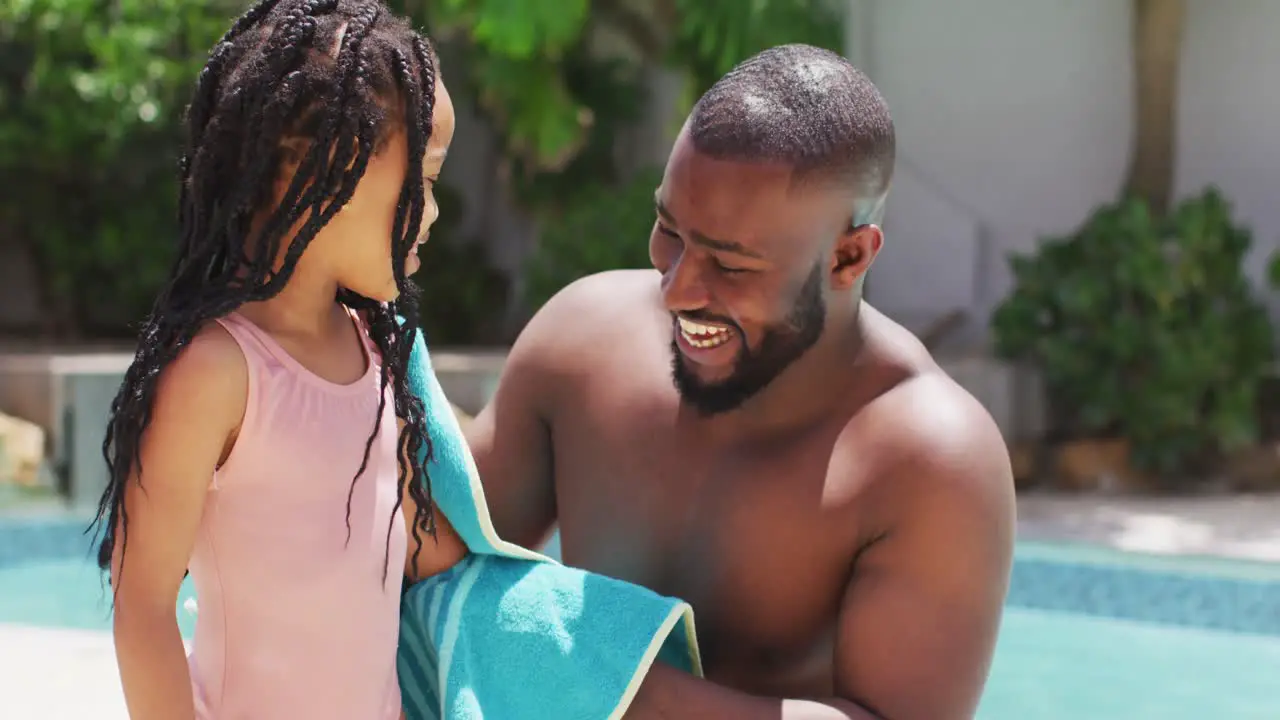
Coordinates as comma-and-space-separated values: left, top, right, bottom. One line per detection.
876, 372, 1009, 471
852, 368, 1015, 534
835, 306, 1013, 526
528, 269, 659, 325
828, 354, 1015, 720
511, 269, 662, 370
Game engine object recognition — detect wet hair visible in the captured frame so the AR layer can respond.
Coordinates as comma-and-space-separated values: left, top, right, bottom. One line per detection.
90, 0, 440, 585
688, 43, 895, 204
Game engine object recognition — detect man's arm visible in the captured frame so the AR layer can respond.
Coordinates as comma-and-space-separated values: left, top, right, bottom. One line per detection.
466, 273, 620, 548
398, 418, 469, 582
468, 272, 637, 548
466, 329, 557, 549
627, 663, 881, 719
828, 381, 1015, 719
627, 378, 1015, 720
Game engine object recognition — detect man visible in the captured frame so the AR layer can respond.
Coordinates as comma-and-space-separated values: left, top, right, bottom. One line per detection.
466, 44, 1015, 720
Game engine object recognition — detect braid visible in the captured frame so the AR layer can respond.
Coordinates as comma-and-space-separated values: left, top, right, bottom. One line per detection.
177, 0, 293, 280
382, 36, 438, 580
90, 0, 442, 589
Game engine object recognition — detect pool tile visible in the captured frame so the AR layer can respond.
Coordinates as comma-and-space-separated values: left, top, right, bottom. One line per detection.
0, 517, 97, 568
1007, 559, 1280, 635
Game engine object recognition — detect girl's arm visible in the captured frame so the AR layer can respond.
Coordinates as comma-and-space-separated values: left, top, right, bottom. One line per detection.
111, 326, 247, 720
398, 419, 468, 583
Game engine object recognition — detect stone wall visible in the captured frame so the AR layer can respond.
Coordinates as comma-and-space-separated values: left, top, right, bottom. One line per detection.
0, 349, 1043, 507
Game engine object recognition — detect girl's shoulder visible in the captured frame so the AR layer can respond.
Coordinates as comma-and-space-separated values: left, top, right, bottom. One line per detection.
143, 320, 249, 465
163, 321, 250, 400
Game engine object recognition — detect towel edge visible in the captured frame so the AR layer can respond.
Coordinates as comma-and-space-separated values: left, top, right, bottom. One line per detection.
421, 347, 558, 565
605, 601, 704, 720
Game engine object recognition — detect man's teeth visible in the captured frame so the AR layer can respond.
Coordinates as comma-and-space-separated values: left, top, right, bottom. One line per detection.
678, 317, 731, 349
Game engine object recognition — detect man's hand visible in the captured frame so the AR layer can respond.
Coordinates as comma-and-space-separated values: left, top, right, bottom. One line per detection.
626, 663, 882, 720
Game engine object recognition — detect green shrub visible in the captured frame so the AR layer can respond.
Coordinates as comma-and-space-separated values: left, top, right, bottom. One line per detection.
992, 188, 1275, 478
0, 0, 233, 336
415, 182, 510, 346
522, 167, 662, 312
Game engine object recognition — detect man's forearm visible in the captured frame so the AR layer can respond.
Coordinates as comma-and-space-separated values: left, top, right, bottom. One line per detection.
625, 663, 883, 720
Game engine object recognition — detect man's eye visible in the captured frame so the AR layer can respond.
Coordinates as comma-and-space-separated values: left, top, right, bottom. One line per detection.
715, 260, 748, 274
657, 222, 679, 238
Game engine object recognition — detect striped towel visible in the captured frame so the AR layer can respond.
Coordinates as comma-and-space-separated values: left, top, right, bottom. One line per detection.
398, 331, 702, 720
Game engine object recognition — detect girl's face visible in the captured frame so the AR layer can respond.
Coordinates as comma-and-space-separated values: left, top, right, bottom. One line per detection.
300, 76, 456, 302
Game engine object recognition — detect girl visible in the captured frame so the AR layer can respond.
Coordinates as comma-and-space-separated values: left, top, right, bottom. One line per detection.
89, 1, 466, 718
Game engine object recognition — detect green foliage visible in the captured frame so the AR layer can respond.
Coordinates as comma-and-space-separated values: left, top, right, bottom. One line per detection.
0, 0, 232, 335
0, 0, 846, 340
1267, 244, 1280, 293
500, 49, 648, 209
671, 0, 845, 97
992, 188, 1275, 478
523, 167, 663, 311
414, 183, 510, 346
414, 0, 845, 182
416, 0, 844, 314
411, 0, 595, 174
435, 0, 589, 58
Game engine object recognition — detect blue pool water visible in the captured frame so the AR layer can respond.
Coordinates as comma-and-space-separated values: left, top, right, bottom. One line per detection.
981, 607, 1279, 718
2, 518, 1278, 719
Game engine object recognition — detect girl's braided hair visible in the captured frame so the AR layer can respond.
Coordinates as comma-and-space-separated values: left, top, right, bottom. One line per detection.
91, 0, 441, 585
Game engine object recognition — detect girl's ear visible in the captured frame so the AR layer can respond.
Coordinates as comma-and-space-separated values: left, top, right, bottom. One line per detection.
272, 137, 311, 207
272, 137, 366, 209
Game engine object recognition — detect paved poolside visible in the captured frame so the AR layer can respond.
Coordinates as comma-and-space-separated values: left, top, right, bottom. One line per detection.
1017, 492, 1280, 562
1, 492, 1278, 719
0, 624, 129, 719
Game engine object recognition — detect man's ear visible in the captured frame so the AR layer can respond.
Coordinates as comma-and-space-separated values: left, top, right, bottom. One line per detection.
830, 223, 882, 291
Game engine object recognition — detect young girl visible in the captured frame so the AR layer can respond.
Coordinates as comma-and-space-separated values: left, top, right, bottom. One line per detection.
89, 1, 466, 718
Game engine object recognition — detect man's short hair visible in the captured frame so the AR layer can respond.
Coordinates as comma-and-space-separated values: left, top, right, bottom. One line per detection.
688, 44, 895, 199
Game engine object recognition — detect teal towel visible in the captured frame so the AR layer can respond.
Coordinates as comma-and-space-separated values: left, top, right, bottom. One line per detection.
399, 333, 703, 720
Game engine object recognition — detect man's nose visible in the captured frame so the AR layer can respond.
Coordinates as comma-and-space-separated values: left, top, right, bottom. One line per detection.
660, 255, 711, 313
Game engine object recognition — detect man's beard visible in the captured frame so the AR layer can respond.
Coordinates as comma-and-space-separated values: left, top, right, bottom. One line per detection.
670, 264, 826, 416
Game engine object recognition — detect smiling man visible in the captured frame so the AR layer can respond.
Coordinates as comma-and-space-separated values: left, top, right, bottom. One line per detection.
468, 44, 1015, 720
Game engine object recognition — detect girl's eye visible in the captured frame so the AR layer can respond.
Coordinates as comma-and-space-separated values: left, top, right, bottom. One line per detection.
715, 260, 748, 274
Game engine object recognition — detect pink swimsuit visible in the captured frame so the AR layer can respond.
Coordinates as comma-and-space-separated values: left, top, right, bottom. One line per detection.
188, 311, 405, 719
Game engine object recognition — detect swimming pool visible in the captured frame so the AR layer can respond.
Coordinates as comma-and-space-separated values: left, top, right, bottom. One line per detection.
1, 516, 1278, 719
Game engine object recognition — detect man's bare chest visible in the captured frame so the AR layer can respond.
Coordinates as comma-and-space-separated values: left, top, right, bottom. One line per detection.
548, 410, 864, 685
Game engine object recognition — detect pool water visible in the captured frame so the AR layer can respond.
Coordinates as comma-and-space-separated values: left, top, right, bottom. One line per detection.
1, 543, 1278, 719
978, 607, 1280, 719
0, 556, 197, 638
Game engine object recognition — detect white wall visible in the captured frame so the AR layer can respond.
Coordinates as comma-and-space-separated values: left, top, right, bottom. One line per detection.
850, 0, 1280, 349
1178, 0, 1280, 297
